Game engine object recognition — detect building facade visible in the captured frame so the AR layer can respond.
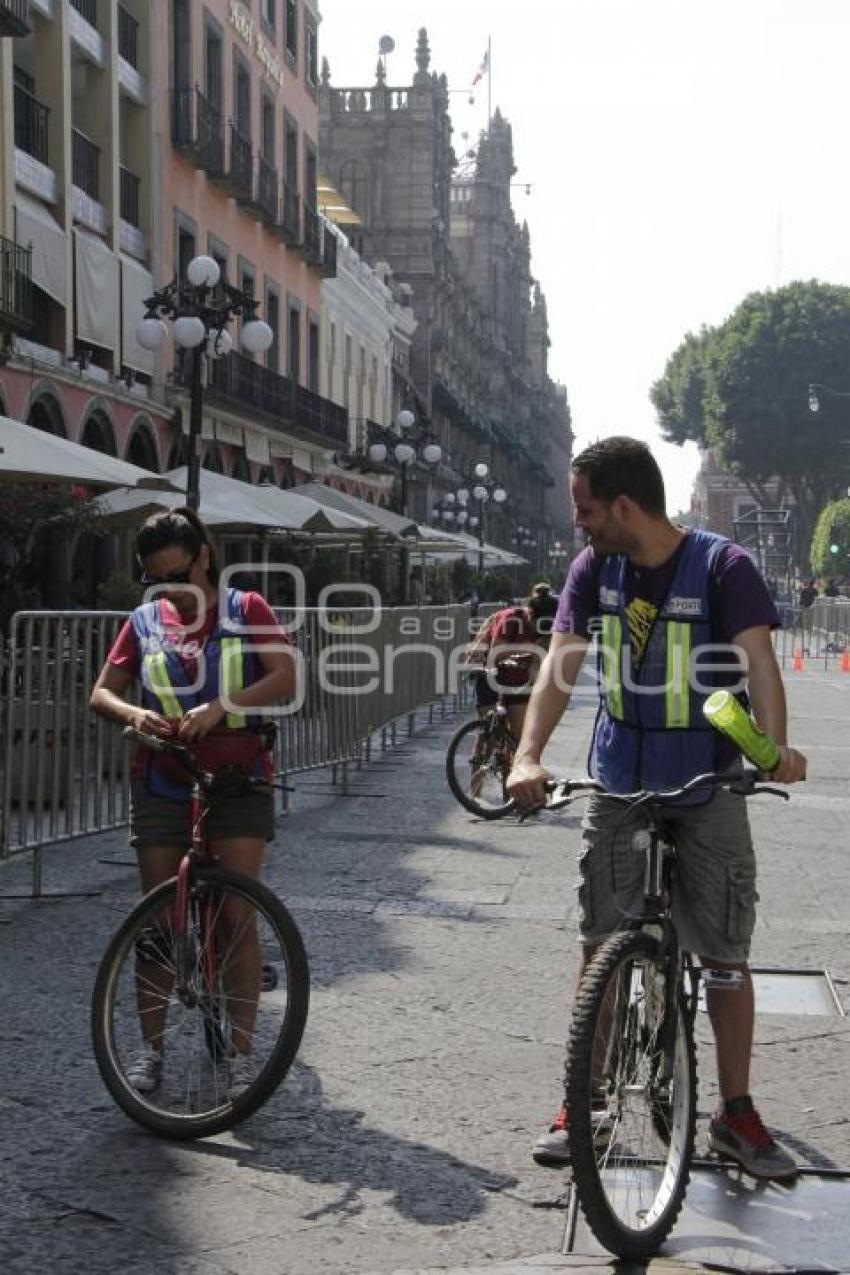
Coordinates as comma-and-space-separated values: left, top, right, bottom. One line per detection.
318, 29, 573, 551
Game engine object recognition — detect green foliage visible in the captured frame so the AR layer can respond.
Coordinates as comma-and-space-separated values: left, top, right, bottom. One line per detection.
810, 498, 850, 576
96, 570, 142, 612
651, 328, 712, 446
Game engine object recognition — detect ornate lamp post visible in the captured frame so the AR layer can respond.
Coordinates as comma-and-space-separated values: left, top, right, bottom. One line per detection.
136, 254, 273, 510
366, 406, 442, 602
433, 460, 508, 575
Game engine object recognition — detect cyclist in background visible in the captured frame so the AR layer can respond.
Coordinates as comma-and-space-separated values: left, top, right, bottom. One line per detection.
465, 583, 558, 743
90, 508, 295, 1098
507, 438, 806, 1180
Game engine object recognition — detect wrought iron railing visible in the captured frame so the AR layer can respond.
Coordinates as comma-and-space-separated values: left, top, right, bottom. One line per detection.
0, 235, 33, 331
72, 128, 100, 200
13, 84, 49, 164
229, 123, 252, 200
256, 155, 278, 223
119, 165, 140, 226
0, 0, 30, 37
322, 224, 338, 277
296, 383, 349, 446
279, 183, 300, 244
197, 90, 224, 176
117, 4, 138, 67
303, 202, 321, 264
70, 0, 96, 25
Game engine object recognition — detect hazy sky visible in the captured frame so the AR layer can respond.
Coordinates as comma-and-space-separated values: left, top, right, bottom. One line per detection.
319, 0, 850, 513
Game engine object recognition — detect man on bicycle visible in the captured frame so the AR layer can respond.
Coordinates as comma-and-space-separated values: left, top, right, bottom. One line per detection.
507, 437, 806, 1180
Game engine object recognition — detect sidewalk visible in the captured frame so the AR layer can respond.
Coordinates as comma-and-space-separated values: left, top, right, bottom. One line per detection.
1, 675, 848, 1274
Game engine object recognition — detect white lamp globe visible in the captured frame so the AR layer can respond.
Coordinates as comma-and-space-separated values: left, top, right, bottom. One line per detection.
187, 255, 221, 289
444, 492, 456, 505
394, 442, 415, 464
173, 315, 207, 348
473, 461, 489, 479
395, 408, 416, 430
469, 515, 479, 528
443, 509, 455, 522
136, 316, 168, 351
241, 319, 274, 354
456, 488, 470, 504
456, 510, 468, 524
493, 487, 507, 503
422, 443, 442, 464
472, 484, 488, 501
369, 443, 388, 463
207, 327, 233, 359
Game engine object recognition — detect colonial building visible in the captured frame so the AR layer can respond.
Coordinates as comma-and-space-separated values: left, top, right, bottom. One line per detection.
318, 29, 572, 548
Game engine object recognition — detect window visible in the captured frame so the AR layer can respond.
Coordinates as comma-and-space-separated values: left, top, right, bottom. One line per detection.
266, 285, 280, 373
343, 334, 352, 410
284, 115, 298, 188
261, 0, 275, 33
177, 224, 196, 285
370, 355, 378, 419
308, 319, 319, 394
304, 139, 317, 207
205, 22, 223, 109
285, 0, 297, 61
288, 304, 301, 381
305, 13, 318, 89
173, 0, 191, 90
234, 55, 251, 138
261, 94, 275, 161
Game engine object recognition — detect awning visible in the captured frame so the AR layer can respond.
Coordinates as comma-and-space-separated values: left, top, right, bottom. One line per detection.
75, 228, 118, 350
14, 191, 67, 306
94, 467, 374, 534
294, 481, 418, 537
0, 416, 178, 491
120, 254, 155, 374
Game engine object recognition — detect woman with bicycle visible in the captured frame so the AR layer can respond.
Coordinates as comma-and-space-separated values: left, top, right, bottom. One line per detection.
91, 508, 295, 1100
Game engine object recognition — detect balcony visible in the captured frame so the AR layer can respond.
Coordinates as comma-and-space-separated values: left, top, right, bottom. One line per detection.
0, 0, 30, 37
0, 236, 33, 333
171, 88, 225, 179
119, 165, 140, 226
14, 84, 49, 165
321, 223, 338, 278
70, 0, 96, 24
225, 123, 252, 201
177, 349, 349, 448
72, 128, 100, 200
276, 183, 301, 246
117, 4, 138, 68
302, 203, 322, 266
235, 152, 278, 224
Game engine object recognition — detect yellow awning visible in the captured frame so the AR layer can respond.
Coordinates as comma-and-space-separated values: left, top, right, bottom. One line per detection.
317, 174, 363, 227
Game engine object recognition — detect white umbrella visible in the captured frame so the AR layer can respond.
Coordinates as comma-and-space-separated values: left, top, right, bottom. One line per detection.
0, 417, 178, 490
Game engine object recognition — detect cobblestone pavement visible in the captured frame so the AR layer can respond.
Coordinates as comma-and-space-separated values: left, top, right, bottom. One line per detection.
1, 675, 849, 1274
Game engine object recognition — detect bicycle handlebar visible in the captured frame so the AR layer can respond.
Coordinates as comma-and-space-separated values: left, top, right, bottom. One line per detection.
122, 726, 205, 780
538, 767, 790, 815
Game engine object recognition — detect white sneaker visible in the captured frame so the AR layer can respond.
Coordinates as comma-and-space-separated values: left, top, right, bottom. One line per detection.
126, 1045, 162, 1093
228, 1052, 258, 1101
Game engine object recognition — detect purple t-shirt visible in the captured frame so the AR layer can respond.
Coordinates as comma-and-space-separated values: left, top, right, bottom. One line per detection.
554, 535, 779, 769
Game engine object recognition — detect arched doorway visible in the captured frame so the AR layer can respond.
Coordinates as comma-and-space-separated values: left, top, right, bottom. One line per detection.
202, 446, 225, 474
27, 393, 66, 436
167, 433, 189, 470
80, 409, 117, 456
125, 418, 160, 472
232, 453, 251, 483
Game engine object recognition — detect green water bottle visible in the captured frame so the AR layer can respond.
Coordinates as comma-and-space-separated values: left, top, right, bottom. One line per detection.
703, 690, 781, 772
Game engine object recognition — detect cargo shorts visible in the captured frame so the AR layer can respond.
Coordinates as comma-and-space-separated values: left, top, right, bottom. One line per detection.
576, 787, 758, 963
129, 780, 276, 850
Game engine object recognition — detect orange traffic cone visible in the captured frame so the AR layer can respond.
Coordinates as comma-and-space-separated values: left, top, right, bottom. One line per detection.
841, 650, 850, 673
792, 649, 804, 671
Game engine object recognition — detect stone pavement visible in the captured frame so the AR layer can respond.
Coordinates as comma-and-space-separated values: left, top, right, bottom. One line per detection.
1, 673, 849, 1275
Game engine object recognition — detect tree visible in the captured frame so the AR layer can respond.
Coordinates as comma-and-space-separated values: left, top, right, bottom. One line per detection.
651, 281, 850, 555
810, 498, 850, 577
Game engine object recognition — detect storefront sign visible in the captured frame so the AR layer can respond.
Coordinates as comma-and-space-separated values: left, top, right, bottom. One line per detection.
229, 0, 284, 90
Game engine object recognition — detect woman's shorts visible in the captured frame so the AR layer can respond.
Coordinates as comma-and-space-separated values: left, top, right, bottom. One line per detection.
129, 780, 276, 850
576, 787, 758, 964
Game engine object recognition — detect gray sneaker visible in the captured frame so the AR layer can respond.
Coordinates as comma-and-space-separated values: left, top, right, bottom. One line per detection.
532, 1104, 615, 1168
709, 1099, 797, 1180
126, 1045, 162, 1094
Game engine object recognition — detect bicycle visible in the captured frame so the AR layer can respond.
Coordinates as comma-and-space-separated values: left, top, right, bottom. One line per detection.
91, 727, 309, 1140
445, 692, 519, 820
538, 762, 788, 1260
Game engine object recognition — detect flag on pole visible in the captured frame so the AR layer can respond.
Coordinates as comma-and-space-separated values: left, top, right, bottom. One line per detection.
472, 49, 489, 86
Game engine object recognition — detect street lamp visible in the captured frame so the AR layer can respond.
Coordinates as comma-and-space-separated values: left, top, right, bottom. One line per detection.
808, 382, 850, 414
366, 406, 442, 602
137, 255, 273, 510
433, 463, 508, 574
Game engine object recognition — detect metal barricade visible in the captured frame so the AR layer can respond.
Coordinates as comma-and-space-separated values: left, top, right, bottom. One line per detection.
0, 604, 473, 890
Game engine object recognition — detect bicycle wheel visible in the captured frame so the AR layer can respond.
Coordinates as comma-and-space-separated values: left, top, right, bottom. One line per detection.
92, 867, 309, 1139
566, 931, 696, 1260
445, 716, 516, 819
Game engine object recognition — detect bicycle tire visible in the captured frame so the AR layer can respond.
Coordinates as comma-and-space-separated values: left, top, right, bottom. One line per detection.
445, 717, 516, 819
92, 867, 309, 1140
566, 930, 696, 1260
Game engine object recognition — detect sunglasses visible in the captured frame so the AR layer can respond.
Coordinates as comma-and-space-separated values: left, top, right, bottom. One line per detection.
139, 553, 199, 588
